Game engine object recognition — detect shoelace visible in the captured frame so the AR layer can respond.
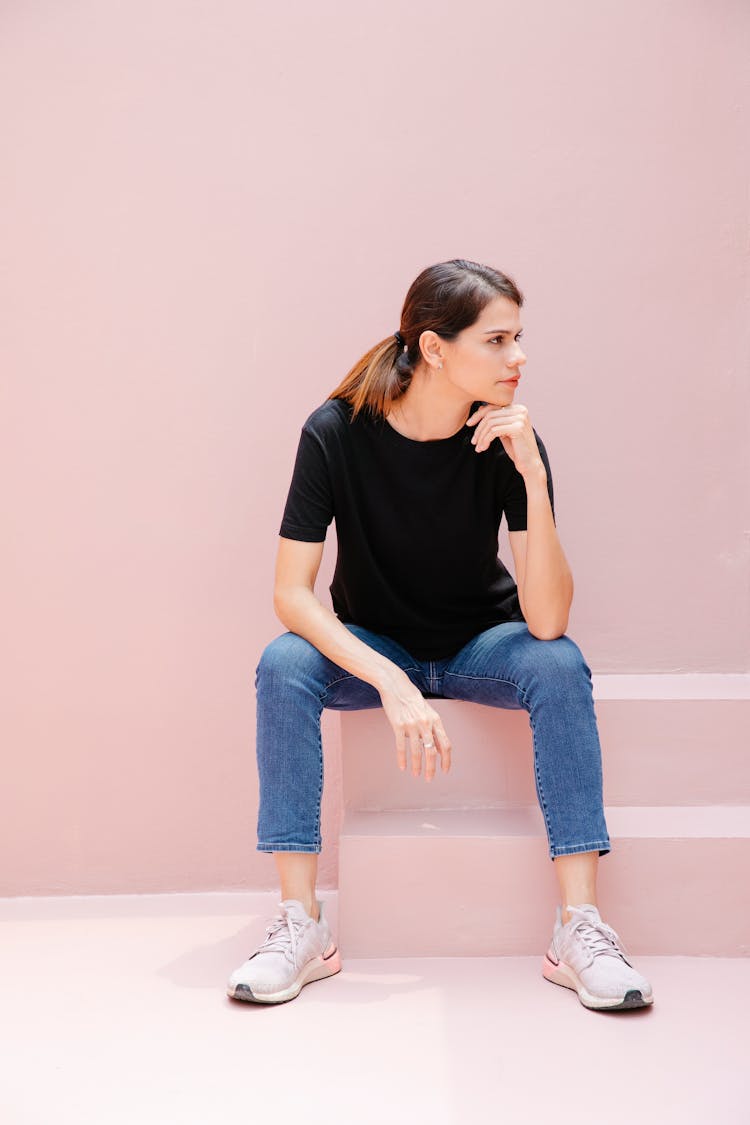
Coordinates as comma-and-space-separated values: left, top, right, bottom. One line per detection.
565, 905, 632, 965
254, 904, 311, 963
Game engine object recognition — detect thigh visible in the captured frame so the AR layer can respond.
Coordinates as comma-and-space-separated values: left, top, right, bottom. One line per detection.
441, 621, 591, 709
257, 624, 425, 711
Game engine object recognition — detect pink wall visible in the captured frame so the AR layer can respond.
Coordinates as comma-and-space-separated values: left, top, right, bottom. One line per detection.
2, 1, 748, 895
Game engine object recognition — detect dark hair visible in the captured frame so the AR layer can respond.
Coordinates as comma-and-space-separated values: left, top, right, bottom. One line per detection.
327, 258, 524, 420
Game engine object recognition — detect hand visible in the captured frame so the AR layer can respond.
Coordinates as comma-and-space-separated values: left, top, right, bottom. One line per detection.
378, 671, 452, 781
466, 402, 545, 478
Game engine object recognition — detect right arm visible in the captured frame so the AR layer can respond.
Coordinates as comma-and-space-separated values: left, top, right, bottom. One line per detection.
274, 536, 451, 780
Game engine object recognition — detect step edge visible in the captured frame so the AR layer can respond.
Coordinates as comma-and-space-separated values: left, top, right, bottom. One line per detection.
341, 804, 750, 839
591, 674, 750, 699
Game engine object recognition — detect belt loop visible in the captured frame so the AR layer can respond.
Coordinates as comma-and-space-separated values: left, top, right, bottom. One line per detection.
429, 659, 439, 696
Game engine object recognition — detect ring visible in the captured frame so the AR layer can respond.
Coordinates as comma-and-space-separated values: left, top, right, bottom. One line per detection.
422, 740, 434, 749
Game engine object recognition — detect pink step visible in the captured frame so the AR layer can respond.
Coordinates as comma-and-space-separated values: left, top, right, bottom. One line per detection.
336, 676, 750, 957
337, 806, 750, 956
341, 692, 750, 809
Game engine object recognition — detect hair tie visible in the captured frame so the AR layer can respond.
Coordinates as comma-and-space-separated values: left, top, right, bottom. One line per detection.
393, 331, 406, 348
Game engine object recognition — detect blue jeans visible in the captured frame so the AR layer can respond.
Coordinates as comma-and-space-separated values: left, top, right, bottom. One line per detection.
255, 621, 611, 862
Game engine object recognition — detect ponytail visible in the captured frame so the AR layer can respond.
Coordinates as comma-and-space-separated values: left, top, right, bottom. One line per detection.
327, 334, 414, 419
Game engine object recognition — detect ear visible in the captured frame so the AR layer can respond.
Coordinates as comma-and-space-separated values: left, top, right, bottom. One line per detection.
418, 329, 444, 368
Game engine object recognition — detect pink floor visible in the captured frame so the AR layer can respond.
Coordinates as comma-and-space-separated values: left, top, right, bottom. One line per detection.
2, 892, 749, 1125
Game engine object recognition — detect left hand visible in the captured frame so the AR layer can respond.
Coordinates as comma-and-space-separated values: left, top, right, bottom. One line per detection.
466, 402, 545, 478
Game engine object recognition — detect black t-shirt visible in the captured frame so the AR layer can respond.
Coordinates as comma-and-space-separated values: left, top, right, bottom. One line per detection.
279, 397, 555, 660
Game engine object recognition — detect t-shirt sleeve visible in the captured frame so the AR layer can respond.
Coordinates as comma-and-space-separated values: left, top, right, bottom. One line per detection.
278, 425, 334, 542
502, 430, 556, 531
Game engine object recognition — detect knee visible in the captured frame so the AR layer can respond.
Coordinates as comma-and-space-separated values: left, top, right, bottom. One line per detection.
255, 631, 324, 689
526, 632, 592, 681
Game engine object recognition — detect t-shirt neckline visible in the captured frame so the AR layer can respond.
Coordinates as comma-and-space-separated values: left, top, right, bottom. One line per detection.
375, 401, 484, 448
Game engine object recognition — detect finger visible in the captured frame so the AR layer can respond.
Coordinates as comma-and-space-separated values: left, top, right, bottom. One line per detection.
471, 404, 523, 432
476, 419, 524, 452
395, 726, 407, 771
433, 720, 452, 772
408, 725, 423, 776
470, 418, 494, 447
421, 731, 438, 781
470, 407, 515, 446
466, 403, 493, 425
473, 420, 507, 452
469, 421, 485, 445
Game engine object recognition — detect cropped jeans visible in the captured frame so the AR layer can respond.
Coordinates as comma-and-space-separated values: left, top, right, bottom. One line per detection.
255, 621, 611, 862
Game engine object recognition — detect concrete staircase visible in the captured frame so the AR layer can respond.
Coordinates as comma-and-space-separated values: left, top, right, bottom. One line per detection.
337, 675, 750, 957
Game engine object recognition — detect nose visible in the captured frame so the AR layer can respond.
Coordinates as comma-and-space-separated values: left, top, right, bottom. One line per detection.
509, 346, 527, 369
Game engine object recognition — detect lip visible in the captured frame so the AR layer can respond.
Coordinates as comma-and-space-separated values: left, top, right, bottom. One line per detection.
501, 376, 520, 385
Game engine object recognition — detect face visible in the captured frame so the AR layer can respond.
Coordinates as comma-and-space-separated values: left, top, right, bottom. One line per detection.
420, 295, 527, 406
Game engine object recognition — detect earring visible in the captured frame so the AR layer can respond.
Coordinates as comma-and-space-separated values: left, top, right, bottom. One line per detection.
438, 363, 443, 370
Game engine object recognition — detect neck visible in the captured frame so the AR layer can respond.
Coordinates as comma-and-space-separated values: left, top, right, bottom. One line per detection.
386, 376, 472, 441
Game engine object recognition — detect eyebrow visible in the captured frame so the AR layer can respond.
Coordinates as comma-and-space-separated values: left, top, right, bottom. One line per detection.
482, 328, 523, 335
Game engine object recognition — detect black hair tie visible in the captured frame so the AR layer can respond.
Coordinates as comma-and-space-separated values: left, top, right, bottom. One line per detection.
393, 331, 406, 348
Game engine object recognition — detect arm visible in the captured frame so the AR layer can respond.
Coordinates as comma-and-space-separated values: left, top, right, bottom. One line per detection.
467, 402, 574, 641
508, 468, 573, 640
274, 537, 407, 694
273, 536, 452, 778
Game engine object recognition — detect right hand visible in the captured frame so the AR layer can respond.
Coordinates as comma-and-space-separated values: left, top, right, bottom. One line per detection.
378, 671, 452, 781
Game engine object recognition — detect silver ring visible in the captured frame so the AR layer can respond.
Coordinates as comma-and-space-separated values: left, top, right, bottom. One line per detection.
422, 740, 434, 749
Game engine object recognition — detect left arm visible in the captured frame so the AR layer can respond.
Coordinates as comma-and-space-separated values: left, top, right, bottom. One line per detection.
468, 402, 574, 640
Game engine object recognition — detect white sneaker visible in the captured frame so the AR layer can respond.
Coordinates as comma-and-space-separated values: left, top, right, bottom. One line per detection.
227, 898, 341, 1004
542, 903, 654, 1010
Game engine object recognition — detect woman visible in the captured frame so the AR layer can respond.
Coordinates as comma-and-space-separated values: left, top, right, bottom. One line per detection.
227, 259, 654, 1011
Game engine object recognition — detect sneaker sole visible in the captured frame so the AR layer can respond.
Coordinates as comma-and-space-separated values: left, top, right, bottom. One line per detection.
227, 943, 342, 1005
541, 953, 654, 1010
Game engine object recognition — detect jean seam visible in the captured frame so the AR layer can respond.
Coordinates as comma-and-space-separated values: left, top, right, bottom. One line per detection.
313, 705, 323, 848
528, 707, 555, 853
323, 672, 356, 691
444, 672, 524, 689
442, 671, 529, 707
551, 842, 611, 859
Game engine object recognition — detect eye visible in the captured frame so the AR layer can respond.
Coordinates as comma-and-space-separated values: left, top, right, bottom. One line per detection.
490, 333, 524, 344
